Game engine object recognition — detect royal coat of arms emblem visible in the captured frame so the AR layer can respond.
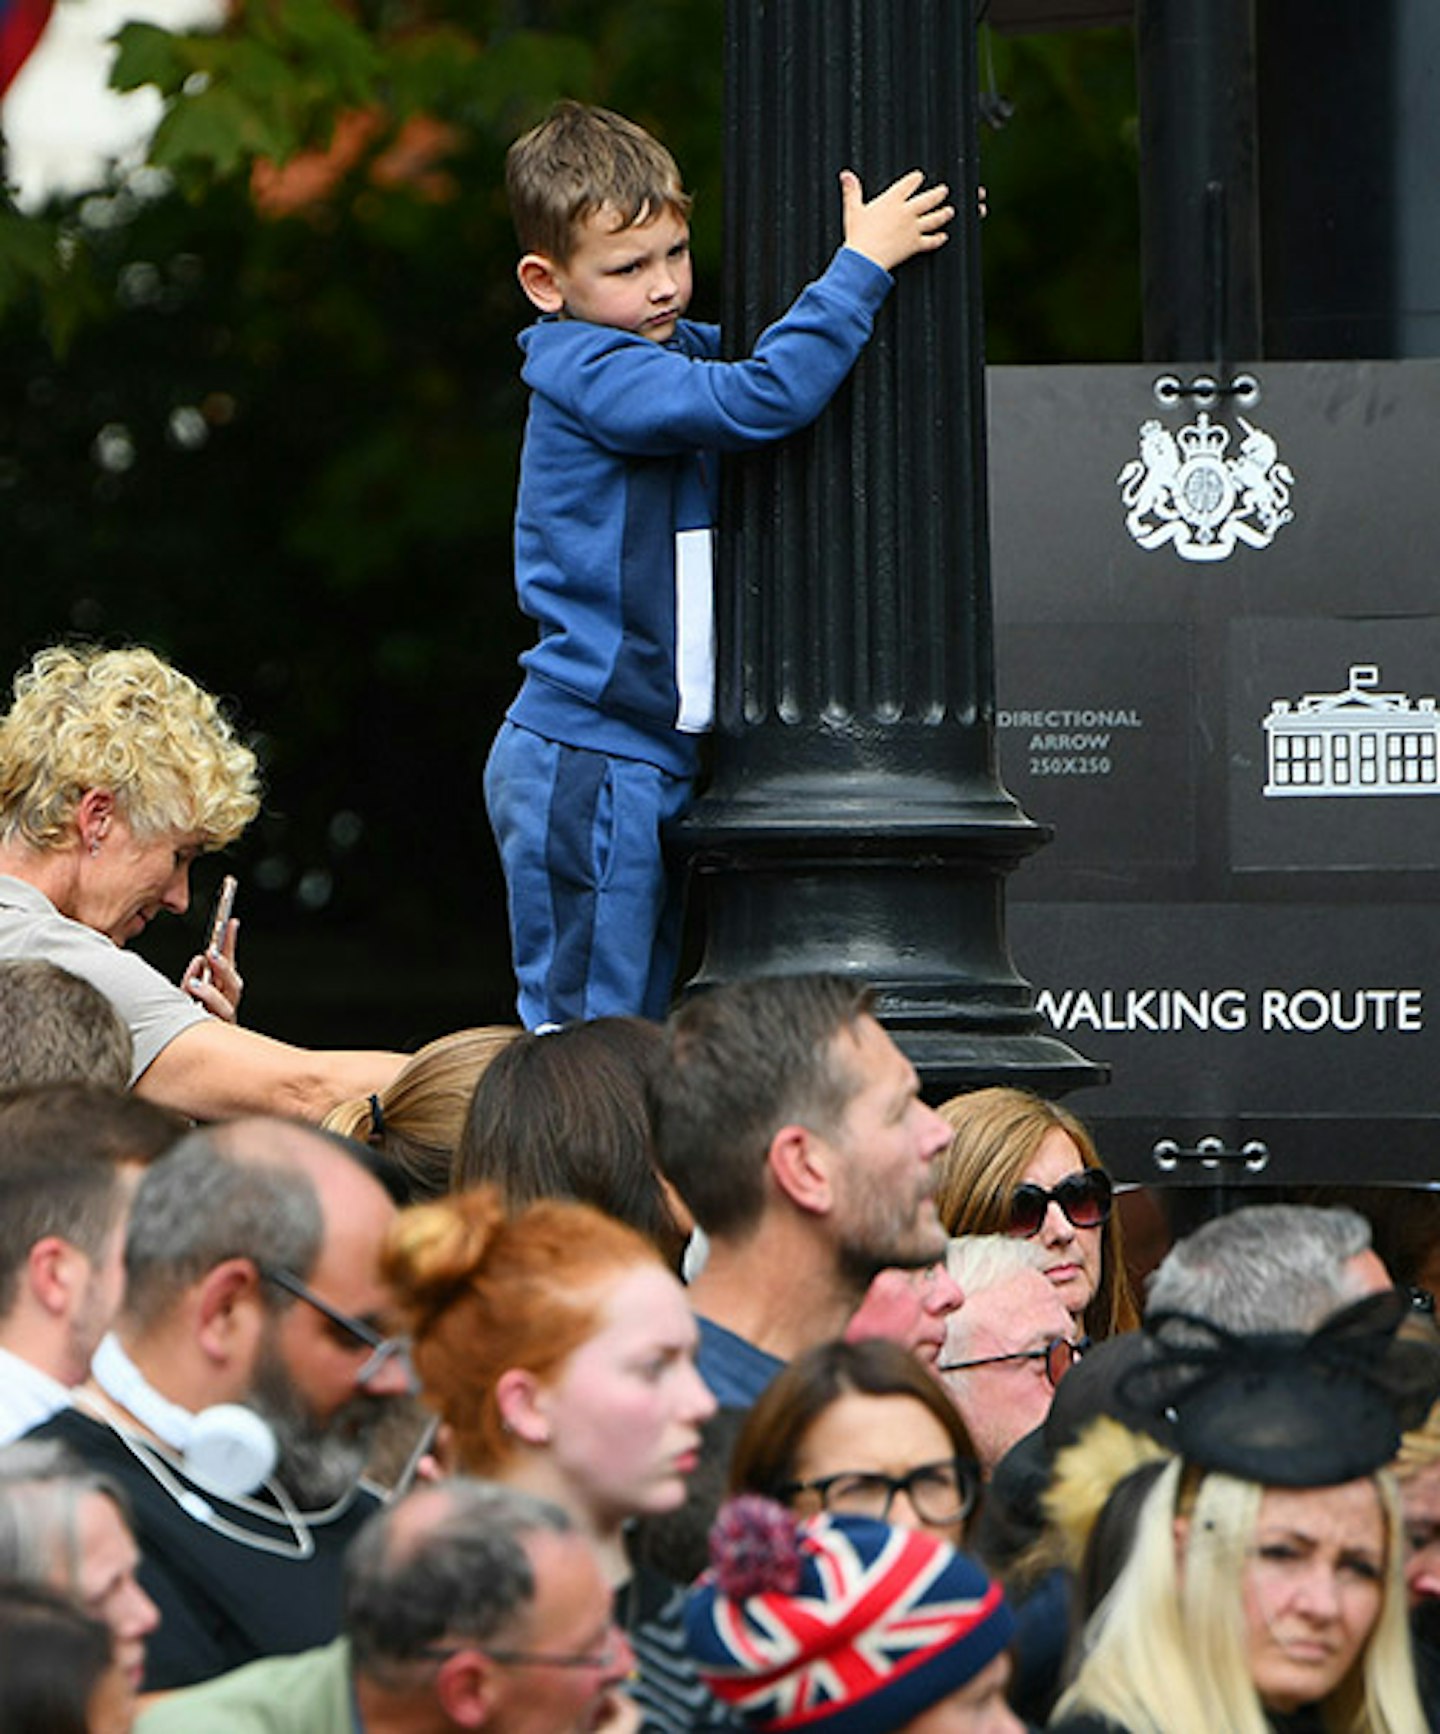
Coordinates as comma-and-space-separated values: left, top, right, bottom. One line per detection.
1117, 410, 1295, 562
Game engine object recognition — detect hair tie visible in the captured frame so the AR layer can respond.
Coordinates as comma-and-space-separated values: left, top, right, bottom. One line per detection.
369, 1093, 386, 1138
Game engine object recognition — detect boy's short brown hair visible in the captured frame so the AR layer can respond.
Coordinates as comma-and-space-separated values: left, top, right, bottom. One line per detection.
506, 100, 692, 264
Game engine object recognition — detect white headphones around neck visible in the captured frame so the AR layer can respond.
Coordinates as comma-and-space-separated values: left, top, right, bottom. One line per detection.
91, 1334, 278, 1501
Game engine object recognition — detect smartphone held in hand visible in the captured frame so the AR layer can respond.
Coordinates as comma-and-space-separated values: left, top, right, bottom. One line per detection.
198, 874, 238, 988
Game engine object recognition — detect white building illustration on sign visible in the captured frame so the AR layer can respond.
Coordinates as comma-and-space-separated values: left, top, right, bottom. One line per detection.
1263, 665, 1440, 797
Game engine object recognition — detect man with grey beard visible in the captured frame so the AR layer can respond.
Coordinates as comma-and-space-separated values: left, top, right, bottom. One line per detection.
29, 1118, 412, 1691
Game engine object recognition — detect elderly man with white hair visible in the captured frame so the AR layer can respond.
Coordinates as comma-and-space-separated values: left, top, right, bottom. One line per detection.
936, 1235, 1080, 1477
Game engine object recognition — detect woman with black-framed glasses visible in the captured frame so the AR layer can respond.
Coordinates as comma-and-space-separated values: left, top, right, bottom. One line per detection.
728, 1338, 980, 1549
934, 1088, 1139, 1342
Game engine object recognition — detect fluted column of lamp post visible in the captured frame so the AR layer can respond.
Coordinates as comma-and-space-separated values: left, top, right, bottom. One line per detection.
677, 0, 1102, 1096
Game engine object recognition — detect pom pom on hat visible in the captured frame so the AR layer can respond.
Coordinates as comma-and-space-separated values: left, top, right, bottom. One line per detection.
709, 1495, 804, 1599
685, 1500, 1014, 1734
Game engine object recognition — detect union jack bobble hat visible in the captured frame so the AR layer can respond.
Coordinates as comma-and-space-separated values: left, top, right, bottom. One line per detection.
684, 1496, 1014, 1734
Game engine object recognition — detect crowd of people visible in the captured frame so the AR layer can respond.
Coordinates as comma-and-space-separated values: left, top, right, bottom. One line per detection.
0, 862, 1438, 1730
4, 58, 1433, 1734
0, 632, 1437, 1734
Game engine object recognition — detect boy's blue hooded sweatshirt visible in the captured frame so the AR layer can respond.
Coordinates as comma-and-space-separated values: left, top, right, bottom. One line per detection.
506, 245, 892, 776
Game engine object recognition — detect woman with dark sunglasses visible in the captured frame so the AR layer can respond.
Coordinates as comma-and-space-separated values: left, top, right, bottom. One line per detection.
934, 1089, 1139, 1341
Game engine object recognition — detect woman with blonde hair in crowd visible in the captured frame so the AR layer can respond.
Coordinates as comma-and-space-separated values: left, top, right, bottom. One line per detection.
935, 1088, 1138, 1341
1049, 1296, 1436, 1734
323, 1025, 521, 1201
0, 643, 402, 1120
383, 1185, 738, 1734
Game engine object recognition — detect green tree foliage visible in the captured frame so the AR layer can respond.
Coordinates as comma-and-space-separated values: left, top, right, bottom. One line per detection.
0, 4, 1136, 1044
977, 27, 1141, 360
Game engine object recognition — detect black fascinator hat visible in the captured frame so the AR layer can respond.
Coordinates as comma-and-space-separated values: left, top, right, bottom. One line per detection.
1119, 1288, 1440, 1488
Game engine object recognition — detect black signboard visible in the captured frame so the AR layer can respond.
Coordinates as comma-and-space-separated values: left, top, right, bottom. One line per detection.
988, 361, 1440, 1185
